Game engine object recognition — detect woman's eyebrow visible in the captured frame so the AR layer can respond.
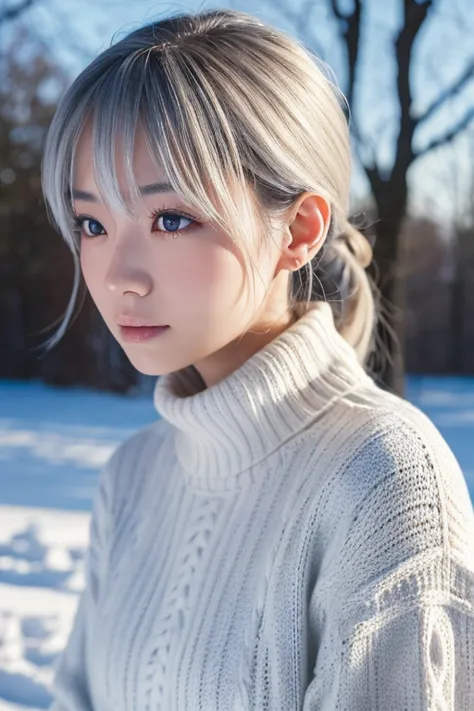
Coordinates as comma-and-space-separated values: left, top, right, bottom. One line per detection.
71, 182, 175, 202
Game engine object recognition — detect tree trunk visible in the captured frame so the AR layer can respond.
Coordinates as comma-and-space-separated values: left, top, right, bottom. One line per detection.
449, 236, 465, 373
369, 186, 407, 398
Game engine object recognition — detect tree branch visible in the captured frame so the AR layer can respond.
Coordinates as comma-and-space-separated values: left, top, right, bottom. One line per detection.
0, 0, 37, 26
416, 106, 474, 156
416, 59, 474, 125
330, 0, 344, 22
392, 0, 433, 178
328, 0, 362, 109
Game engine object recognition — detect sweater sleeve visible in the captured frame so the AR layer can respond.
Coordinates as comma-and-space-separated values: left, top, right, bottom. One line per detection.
48, 453, 115, 711
303, 414, 474, 711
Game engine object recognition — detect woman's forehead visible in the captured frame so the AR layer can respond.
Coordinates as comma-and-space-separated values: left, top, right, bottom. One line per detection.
73, 125, 169, 194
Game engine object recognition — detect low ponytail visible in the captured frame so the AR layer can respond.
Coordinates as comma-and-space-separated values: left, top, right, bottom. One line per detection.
291, 218, 380, 367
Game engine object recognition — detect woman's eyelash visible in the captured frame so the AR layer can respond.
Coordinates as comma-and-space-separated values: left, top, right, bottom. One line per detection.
72, 215, 100, 234
71, 209, 200, 238
149, 207, 199, 233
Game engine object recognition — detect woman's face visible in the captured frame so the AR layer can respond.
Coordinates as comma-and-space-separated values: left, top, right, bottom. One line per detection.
72, 127, 294, 387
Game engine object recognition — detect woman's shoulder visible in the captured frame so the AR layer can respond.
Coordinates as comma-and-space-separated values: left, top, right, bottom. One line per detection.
323, 382, 474, 587
307, 384, 474, 619
343, 380, 472, 521
337, 377, 467, 490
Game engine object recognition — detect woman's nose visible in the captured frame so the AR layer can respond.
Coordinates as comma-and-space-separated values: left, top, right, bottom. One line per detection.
104, 244, 153, 297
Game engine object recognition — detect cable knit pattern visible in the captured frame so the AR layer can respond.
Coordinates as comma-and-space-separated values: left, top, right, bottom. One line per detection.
48, 301, 474, 711
142, 496, 221, 710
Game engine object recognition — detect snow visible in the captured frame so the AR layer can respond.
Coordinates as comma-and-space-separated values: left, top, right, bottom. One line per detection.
0, 380, 157, 710
0, 376, 473, 709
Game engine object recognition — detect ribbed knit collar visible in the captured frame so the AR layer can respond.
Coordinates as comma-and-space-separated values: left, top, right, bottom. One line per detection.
153, 301, 371, 492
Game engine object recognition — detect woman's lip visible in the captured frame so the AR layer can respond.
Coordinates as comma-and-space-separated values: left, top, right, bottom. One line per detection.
119, 325, 170, 343
117, 316, 168, 327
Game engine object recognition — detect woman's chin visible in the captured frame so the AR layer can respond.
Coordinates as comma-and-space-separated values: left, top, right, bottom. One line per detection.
121, 349, 169, 377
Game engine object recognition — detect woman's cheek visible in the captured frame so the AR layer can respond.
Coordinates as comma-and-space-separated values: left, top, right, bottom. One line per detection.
80, 243, 105, 300
183, 241, 244, 297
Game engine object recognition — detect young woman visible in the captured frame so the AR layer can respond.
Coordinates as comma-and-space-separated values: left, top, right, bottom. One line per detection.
41, 8, 474, 711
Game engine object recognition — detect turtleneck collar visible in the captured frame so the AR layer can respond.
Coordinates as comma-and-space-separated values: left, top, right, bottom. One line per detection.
153, 301, 372, 492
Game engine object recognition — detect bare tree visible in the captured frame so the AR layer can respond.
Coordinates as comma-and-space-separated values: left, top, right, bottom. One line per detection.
262, 0, 474, 395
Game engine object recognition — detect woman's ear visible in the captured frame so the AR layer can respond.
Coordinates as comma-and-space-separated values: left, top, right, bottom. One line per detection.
278, 193, 331, 272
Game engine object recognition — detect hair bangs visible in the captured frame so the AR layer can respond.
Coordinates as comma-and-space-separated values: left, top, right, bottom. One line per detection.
92, 50, 256, 247
43, 39, 261, 260
139, 48, 257, 245
87, 56, 147, 218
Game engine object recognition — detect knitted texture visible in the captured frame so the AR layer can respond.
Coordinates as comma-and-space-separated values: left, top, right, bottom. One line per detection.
49, 301, 474, 710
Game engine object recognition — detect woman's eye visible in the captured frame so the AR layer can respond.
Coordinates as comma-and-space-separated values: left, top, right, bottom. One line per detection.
75, 217, 105, 237
153, 212, 194, 234
73, 212, 196, 238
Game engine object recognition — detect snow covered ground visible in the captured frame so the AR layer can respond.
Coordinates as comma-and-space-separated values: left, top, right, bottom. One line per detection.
0, 380, 156, 710
0, 376, 473, 710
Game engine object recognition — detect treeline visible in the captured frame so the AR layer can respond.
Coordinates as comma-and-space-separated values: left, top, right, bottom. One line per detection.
0, 41, 140, 393
0, 40, 473, 394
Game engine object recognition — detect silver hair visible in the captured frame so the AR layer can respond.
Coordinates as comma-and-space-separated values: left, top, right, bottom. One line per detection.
41, 8, 379, 363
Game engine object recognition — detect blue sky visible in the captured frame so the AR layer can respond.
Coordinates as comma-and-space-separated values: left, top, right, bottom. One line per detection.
7, 0, 474, 227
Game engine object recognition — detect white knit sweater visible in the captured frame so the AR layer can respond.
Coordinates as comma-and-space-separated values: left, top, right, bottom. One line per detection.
49, 301, 474, 711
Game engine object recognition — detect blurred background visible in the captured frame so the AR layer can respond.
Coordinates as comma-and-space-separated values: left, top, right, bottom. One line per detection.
0, 0, 473, 708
